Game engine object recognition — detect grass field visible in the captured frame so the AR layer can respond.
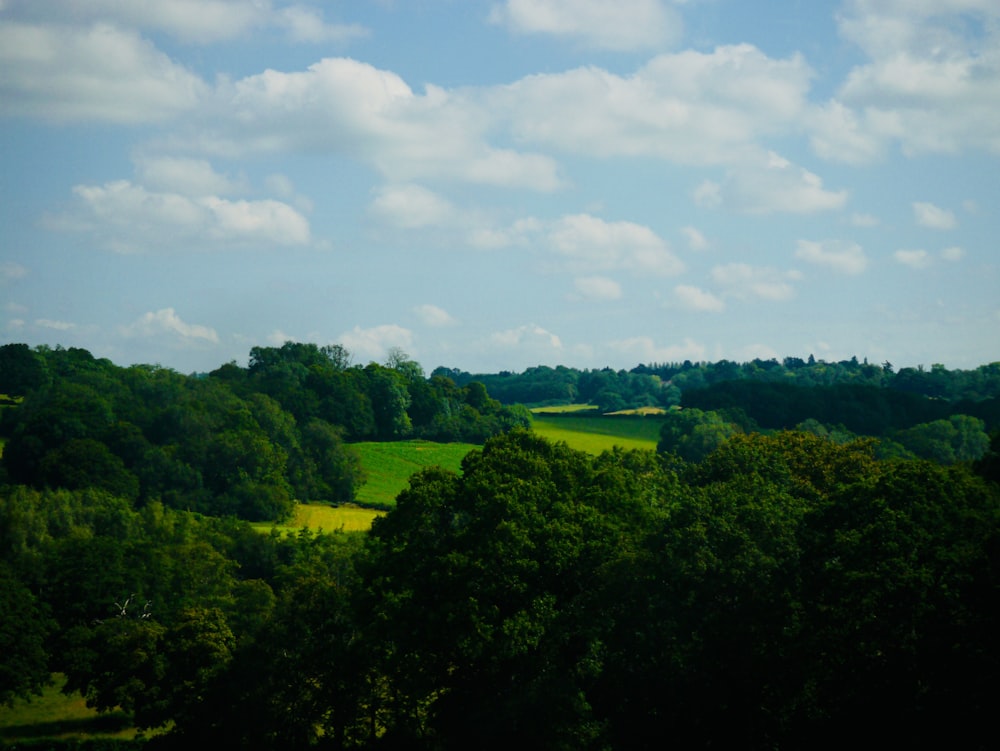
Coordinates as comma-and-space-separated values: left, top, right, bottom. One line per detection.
253, 502, 386, 535
353, 440, 476, 509
0, 674, 149, 744
529, 403, 600, 414
529, 414, 665, 453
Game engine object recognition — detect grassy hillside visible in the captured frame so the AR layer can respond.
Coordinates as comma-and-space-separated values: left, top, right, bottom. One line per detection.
353, 440, 477, 509
529, 414, 664, 453
253, 503, 386, 535
0, 674, 146, 745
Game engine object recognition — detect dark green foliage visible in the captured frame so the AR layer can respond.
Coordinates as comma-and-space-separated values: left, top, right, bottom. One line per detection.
0, 342, 49, 396
4, 344, 1000, 749
0, 562, 54, 706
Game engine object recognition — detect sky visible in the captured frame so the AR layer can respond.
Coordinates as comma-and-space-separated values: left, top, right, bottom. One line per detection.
1, 0, 998, 375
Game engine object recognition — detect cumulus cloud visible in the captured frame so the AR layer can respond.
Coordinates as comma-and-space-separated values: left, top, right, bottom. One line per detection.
413, 304, 457, 327
495, 44, 813, 166
894, 249, 933, 269
808, 99, 886, 164
681, 226, 709, 251
695, 152, 848, 214
795, 239, 869, 275
1, 261, 28, 282
35, 318, 76, 332
64, 180, 310, 252
547, 214, 684, 276
120, 308, 219, 343
1, 0, 367, 45
941, 245, 965, 261
674, 284, 725, 312
198, 58, 562, 190
711, 263, 801, 301
338, 324, 414, 363
489, 0, 682, 51
850, 212, 880, 227
913, 201, 957, 229
825, 1, 1000, 158
0, 21, 207, 123
607, 335, 707, 364
573, 276, 622, 302
369, 184, 456, 228
134, 156, 246, 197
491, 323, 563, 350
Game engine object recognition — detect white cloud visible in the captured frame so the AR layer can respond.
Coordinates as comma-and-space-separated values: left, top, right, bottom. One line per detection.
496, 44, 813, 166
66, 180, 310, 252
829, 1, 1000, 158
913, 201, 957, 229
941, 246, 965, 261
369, 184, 456, 228
338, 324, 414, 363
201, 58, 562, 190
674, 284, 725, 312
1, 261, 28, 281
808, 99, 886, 164
573, 276, 622, 301
489, 0, 682, 51
696, 152, 848, 214
35, 318, 76, 331
276, 5, 368, 44
2, 0, 367, 45
547, 214, 684, 276
413, 304, 457, 327
135, 156, 246, 197
607, 335, 706, 364
711, 263, 801, 301
681, 226, 709, 251
850, 212, 880, 227
893, 249, 933, 269
120, 308, 219, 343
0, 22, 207, 123
490, 323, 563, 350
795, 239, 870, 275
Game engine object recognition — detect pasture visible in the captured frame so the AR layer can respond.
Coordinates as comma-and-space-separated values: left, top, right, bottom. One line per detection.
529, 414, 664, 453
0, 674, 144, 744
353, 440, 476, 509
253, 503, 386, 535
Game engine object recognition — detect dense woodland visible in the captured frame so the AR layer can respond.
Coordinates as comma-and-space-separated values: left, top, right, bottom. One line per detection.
1, 341, 999, 749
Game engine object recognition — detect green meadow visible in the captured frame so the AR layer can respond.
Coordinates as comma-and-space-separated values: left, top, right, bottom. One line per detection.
0, 674, 148, 745
266, 425, 663, 537
353, 440, 477, 509
529, 414, 665, 454
253, 502, 386, 535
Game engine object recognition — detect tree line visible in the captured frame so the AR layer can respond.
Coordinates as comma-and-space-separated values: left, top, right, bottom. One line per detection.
0, 342, 530, 519
2, 428, 998, 749
440, 356, 1000, 413
2, 342, 1000, 748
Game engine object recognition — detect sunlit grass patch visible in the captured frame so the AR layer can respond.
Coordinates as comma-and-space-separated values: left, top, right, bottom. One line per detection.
0, 674, 148, 743
529, 414, 664, 454
353, 440, 476, 510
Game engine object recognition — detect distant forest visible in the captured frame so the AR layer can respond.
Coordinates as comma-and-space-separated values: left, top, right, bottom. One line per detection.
2, 342, 999, 749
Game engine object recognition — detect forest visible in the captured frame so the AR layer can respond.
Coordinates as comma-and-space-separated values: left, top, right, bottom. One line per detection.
1, 341, 999, 749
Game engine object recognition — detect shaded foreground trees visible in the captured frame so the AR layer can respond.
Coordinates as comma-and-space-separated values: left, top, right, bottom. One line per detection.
124, 430, 1000, 750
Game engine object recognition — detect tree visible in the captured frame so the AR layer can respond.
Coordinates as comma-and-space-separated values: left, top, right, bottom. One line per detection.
657, 407, 741, 462
362, 430, 656, 749
0, 562, 53, 706
0, 343, 49, 396
364, 364, 412, 440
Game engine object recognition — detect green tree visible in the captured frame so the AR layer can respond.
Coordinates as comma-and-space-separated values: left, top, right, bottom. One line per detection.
0, 562, 54, 706
364, 364, 412, 440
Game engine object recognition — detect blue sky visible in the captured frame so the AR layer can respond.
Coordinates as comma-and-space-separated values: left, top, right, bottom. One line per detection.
1, 0, 998, 375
